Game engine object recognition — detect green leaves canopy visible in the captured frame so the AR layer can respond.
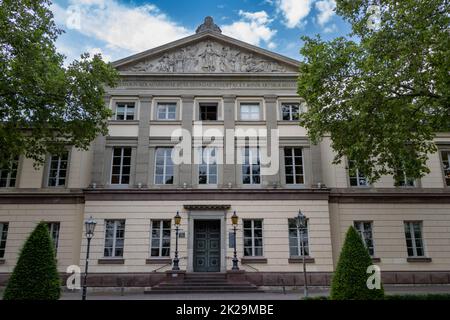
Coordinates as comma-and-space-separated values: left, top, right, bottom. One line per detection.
0, 0, 118, 167
298, 0, 449, 184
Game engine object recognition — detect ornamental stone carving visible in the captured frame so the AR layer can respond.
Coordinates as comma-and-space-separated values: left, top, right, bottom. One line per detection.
122, 40, 289, 73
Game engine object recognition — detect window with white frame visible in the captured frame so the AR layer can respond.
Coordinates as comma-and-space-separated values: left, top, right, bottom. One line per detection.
48, 152, 68, 187
111, 147, 131, 185
242, 147, 260, 185
104, 220, 125, 257
243, 219, 263, 256
115, 103, 135, 120
281, 103, 300, 121
348, 160, 368, 187
198, 147, 217, 185
150, 220, 171, 257
288, 219, 309, 256
199, 104, 218, 120
0, 156, 19, 188
354, 221, 375, 256
155, 147, 174, 185
0, 222, 8, 258
240, 103, 260, 121
441, 151, 450, 186
157, 103, 177, 120
46, 222, 60, 254
404, 221, 425, 257
284, 147, 304, 184
396, 170, 415, 187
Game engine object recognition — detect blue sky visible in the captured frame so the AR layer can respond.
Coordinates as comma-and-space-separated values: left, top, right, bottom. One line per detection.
51, 0, 351, 63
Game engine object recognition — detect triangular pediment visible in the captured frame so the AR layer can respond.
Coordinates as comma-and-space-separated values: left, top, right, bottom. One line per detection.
113, 32, 300, 74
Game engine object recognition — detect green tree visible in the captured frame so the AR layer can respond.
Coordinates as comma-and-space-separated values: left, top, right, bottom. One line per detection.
298, 0, 449, 184
0, 0, 118, 168
3, 222, 61, 300
330, 226, 384, 300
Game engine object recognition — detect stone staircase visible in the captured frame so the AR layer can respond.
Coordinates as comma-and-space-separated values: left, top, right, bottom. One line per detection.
145, 273, 260, 293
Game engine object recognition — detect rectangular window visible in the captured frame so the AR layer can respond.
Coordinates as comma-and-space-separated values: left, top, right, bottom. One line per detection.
198, 147, 217, 185
288, 219, 309, 256
150, 220, 171, 257
281, 103, 300, 121
441, 151, 450, 186
157, 103, 177, 120
396, 170, 415, 187
199, 104, 218, 121
242, 147, 260, 185
404, 221, 425, 257
284, 147, 304, 184
0, 222, 8, 258
243, 219, 263, 256
354, 221, 375, 256
115, 103, 135, 120
48, 152, 68, 187
111, 147, 131, 185
349, 160, 368, 187
104, 220, 125, 257
155, 148, 174, 185
0, 156, 19, 188
46, 222, 60, 254
240, 103, 260, 121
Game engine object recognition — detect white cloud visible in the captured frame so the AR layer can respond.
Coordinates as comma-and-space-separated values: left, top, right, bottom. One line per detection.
86, 47, 112, 62
275, 0, 314, 28
52, 0, 191, 53
221, 10, 277, 47
315, 0, 336, 26
323, 23, 337, 33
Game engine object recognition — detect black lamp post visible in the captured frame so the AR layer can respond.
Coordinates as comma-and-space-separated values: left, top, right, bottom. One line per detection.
172, 211, 181, 271
82, 216, 96, 301
231, 211, 239, 270
296, 210, 308, 299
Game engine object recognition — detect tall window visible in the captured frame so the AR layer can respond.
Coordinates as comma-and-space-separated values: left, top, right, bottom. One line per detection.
349, 160, 368, 187
198, 147, 217, 185
46, 222, 60, 254
48, 152, 68, 187
104, 220, 125, 257
150, 220, 171, 257
240, 103, 260, 120
441, 151, 450, 186
111, 147, 131, 185
396, 170, 415, 187
155, 148, 174, 185
116, 103, 135, 120
354, 221, 375, 256
284, 147, 304, 184
0, 156, 19, 188
157, 103, 177, 120
288, 219, 309, 256
281, 103, 300, 121
243, 219, 263, 256
199, 104, 218, 120
0, 222, 8, 258
404, 221, 425, 257
242, 147, 260, 185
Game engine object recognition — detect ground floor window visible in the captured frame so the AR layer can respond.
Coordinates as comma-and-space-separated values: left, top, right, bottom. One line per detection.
104, 220, 125, 257
46, 222, 60, 254
151, 220, 171, 257
0, 222, 8, 258
243, 219, 263, 256
354, 221, 375, 256
288, 218, 309, 256
404, 221, 425, 257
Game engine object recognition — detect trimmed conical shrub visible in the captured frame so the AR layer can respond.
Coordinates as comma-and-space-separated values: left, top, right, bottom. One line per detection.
3, 222, 61, 300
330, 226, 384, 300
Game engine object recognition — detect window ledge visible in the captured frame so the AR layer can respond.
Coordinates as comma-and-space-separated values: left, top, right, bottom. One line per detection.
98, 258, 125, 265
372, 257, 381, 263
241, 257, 267, 264
236, 121, 266, 125
109, 120, 139, 125
407, 257, 432, 263
277, 120, 300, 124
0, 259, 5, 265
146, 258, 172, 265
193, 120, 224, 124
149, 120, 181, 125
288, 256, 315, 264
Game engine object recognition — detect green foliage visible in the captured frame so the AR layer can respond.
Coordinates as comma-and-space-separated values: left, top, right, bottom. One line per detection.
330, 226, 384, 300
0, 0, 118, 168
298, 0, 450, 184
3, 222, 61, 300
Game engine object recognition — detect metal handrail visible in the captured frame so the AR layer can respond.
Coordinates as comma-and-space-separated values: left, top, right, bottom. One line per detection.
152, 256, 187, 272
226, 256, 259, 272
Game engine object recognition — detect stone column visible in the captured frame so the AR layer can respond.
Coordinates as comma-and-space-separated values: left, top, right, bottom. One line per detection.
263, 95, 280, 187
135, 95, 152, 187
90, 95, 110, 187
222, 95, 236, 188
179, 95, 194, 187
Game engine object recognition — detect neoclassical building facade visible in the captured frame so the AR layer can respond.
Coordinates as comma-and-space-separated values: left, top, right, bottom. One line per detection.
1, 18, 450, 288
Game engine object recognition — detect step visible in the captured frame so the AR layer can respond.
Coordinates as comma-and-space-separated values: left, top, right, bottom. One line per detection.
152, 286, 257, 291
158, 282, 242, 287
145, 288, 260, 294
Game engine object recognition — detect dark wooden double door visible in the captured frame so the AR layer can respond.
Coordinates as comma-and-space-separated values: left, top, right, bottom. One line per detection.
194, 220, 220, 272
